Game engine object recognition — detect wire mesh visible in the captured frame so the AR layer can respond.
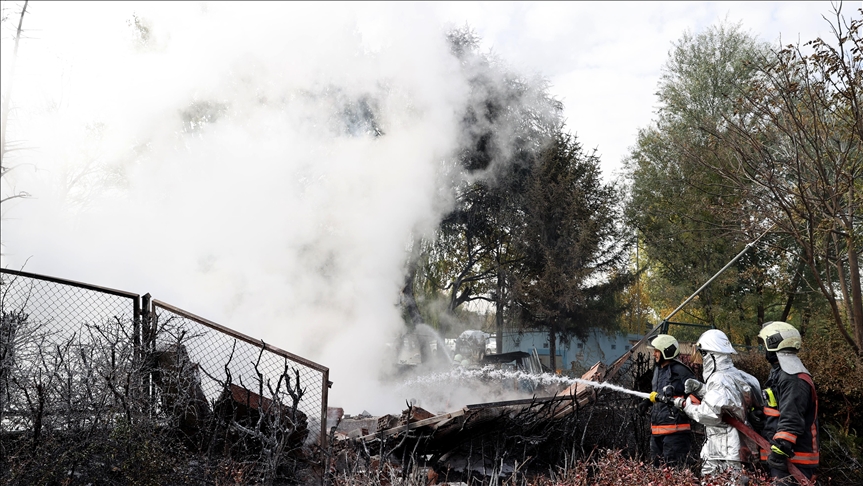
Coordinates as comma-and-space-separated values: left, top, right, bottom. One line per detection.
0, 269, 329, 452
151, 300, 329, 445
0, 269, 141, 435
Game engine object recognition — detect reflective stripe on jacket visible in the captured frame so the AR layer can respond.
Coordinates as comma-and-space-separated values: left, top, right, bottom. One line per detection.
651, 423, 691, 435
650, 359, 695, 435
760, 364, 819, 467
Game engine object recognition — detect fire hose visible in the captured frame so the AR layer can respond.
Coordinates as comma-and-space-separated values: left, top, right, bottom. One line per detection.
600, 388, 813, 486
657, 394, 813, 486
574, 377, 812, 485
723, 413, 813, 486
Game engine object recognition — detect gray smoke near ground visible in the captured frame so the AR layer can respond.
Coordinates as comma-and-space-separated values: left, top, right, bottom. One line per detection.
0, 3, 549, 414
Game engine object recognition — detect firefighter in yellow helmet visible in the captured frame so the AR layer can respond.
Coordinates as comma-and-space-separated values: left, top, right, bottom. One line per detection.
757, 321, 819, 484
637, 334, 695, 467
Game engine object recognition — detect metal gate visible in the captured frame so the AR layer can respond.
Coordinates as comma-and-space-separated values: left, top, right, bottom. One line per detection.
0, 268, 330, 449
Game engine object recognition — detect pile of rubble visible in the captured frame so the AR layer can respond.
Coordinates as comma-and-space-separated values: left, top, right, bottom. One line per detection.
325, 363, 616, 481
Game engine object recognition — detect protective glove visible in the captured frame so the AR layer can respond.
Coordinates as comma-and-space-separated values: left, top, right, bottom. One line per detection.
662, 384, 675, 398
747, 407, 766, 433
637, 399, 652, 416
684, 378, 704, 397
767, 439, 794, 472
672, 397, 687, 409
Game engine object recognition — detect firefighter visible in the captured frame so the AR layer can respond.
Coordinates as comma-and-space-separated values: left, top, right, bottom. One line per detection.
757, 321, 819, 484
674, 329, 762, 478
637, 334, 695, 467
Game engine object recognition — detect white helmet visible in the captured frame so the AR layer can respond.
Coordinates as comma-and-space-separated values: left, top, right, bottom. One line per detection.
696, 329, 737, 354
649, 334, 680, 360
758, 321, 802, 352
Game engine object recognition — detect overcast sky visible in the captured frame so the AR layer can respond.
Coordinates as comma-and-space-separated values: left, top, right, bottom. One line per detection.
435, 1, 835, 179
0, 1, 846, 413
2, 1, 837, 177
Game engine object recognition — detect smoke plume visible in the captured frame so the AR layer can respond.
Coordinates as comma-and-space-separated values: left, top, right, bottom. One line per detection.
0, 2, 556, 414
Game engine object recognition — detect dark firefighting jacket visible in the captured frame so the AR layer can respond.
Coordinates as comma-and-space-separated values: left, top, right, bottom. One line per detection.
760, 362, 820, 468
650, 359, 695, 435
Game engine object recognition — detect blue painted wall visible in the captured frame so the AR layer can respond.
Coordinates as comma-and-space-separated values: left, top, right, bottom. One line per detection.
502, 329, 643, 371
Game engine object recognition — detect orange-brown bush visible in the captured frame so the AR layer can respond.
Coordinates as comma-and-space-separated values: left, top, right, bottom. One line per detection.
528, 449, 771, 486
798, 326, 863, 432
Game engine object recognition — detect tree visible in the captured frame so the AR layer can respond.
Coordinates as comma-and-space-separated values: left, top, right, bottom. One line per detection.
699, 7, 863, 355
0, 0, 30, 209
511, 131, 630, 371
624, 22, 789, 343
403, 28, 562, 346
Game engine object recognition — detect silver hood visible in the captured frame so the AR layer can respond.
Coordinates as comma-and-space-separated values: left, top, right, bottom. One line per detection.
684, 352, 762, 470
777, 350, 809, 375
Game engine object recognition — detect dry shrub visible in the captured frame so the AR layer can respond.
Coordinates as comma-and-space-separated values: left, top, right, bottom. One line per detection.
798, 324, 863, 433
528, 449, 771, 486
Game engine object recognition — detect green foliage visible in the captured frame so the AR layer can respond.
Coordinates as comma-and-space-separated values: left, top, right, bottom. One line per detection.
413, 28, 632, 356
819, 423, 863, 486
705, 7, 863, 355
409, 27, 565, 337
512, 131, 630, 343
622, 10, 863, 355
624, 21, 785, 341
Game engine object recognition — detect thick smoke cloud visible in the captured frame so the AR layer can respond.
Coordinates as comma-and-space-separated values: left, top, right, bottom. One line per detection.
1, 2, 479, 414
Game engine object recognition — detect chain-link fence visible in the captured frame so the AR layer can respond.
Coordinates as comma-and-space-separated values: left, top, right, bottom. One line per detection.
150, 299, 330, 446
0, 269, 142, 435
1, 268, 329, 483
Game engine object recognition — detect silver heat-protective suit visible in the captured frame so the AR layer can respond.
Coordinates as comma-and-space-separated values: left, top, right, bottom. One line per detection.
682, 351, 762, 476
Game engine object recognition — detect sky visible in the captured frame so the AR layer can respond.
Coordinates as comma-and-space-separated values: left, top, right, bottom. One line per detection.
0, 1, 844, 414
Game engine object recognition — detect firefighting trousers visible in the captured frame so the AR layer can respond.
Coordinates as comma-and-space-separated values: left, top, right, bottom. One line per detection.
650, 432, 692, 467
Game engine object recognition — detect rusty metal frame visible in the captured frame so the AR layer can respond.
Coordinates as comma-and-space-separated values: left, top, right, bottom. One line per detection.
0, 268, 140, 300
152, 299, 330, 446
0, 268, 330, 448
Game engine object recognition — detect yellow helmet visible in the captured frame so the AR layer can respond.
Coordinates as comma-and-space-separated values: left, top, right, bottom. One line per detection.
649, 334, 679, 360
758, 321, 802, 352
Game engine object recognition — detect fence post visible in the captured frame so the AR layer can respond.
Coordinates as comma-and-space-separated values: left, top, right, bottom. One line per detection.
320, 371, 331, 448
133, 296, 141, 361
141, 293, 154, 411
141, 293, 152, 352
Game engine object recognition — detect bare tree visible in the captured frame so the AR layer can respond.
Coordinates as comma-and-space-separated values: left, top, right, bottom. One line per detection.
1, 0, 30, 206
702, 6, 863, 355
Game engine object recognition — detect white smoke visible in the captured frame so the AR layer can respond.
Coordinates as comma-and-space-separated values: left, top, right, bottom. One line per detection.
1, 2, 476, 414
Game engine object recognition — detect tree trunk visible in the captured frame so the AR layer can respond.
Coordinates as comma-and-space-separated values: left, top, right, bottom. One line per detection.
401, 243, 424, 331
804, 242, 860, 355
1, 1, 28, 171
846, 240, 863, 354
548, 325, 557, 372
496, 263, 504, 354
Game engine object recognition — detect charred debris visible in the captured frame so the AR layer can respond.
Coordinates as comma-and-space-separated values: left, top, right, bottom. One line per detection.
326, 350, 657, 483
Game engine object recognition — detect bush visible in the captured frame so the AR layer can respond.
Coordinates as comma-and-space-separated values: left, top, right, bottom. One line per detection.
799, 324, 863, 432
530, 449, 770, 486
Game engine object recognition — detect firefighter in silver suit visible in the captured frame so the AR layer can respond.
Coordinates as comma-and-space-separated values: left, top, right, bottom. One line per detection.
674, 329, 763, 478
